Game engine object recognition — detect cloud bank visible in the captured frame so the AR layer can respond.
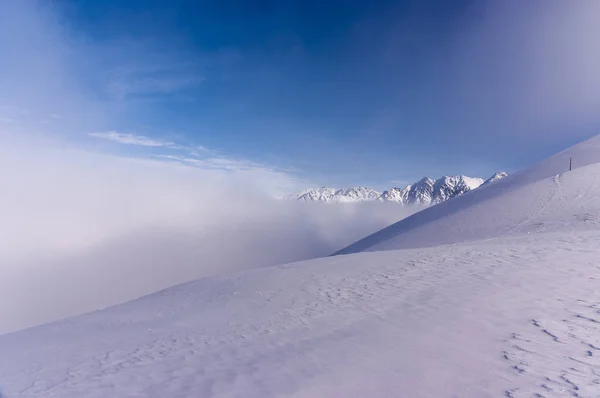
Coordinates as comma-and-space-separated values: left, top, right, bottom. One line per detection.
0, 140, 414, 334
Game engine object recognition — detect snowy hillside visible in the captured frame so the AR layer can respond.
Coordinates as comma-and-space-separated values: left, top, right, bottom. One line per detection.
336, 134, 600, 255
2, 233, 600, 397
290, 173, 503, 205
2, 136, 600, 397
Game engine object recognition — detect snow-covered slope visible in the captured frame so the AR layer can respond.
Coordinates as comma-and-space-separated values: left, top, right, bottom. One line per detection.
2, 136, 600, 397
336, 134, 600, 255
2, 232, 600, 397
291, 173, 501, 205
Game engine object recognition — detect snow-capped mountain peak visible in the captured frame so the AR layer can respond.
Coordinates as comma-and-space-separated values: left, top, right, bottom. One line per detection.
431, 175, 484, 204
293, 186, 380, 203
335, 186, 381, 202
378, 186, 409, 203
483, 171, 509, 185
291, 172, 504, 206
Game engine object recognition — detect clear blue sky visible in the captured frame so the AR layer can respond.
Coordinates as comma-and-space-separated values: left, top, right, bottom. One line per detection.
2, 0, 600, 191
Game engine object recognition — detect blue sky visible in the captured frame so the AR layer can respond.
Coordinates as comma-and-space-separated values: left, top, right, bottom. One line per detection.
2, 0, 600, 192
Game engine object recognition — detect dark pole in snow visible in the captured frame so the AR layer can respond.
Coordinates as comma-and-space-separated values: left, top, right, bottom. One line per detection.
570, 157, 572, 171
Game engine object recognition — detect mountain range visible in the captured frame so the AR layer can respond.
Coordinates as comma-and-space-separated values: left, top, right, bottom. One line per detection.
288, 172, 509, 205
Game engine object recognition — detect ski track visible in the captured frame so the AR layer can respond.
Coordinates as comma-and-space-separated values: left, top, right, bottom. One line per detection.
499, 173, 563, 238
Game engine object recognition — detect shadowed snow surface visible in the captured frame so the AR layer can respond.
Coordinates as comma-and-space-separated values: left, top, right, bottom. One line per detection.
3, 135, 600, 397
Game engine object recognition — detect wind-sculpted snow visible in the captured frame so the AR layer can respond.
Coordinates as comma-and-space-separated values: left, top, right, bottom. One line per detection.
504, 301, 600, 397
337, 134, 600, 254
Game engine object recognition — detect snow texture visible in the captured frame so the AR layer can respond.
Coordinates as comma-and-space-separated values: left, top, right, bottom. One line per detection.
2, 135, 600, 397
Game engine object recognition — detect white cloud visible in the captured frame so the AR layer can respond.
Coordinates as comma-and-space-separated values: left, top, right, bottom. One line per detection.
160, 154, 259, 170
89, 131, 175, 147
155, 154, 308, 197
0, 139, 414, 334
86, 132, 305, 197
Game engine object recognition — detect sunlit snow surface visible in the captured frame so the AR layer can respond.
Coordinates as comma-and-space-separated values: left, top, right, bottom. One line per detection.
2, 135, 600, 397
337, 134, 600, 254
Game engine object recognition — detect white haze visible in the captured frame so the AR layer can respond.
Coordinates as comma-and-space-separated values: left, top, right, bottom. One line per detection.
451, 0, 600, 138
0, 0, 414, 334
0, 139, 415, 334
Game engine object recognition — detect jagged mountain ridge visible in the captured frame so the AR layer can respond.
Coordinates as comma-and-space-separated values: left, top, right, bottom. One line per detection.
484, 171, 509, 185
289, 172, 508, 205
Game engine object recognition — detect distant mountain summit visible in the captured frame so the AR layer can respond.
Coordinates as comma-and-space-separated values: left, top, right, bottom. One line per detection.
289, 186, 381, 203
287, 172, 508, 206
483, 171, 510, 185
376, 175, 486, 205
